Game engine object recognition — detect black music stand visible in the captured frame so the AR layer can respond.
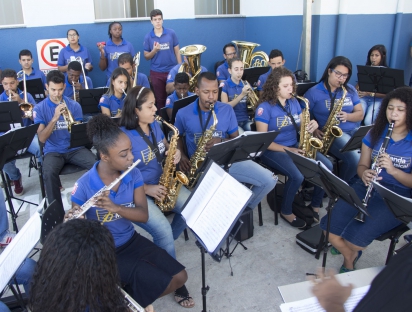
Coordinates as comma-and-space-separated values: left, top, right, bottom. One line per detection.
0, 101, 23, 132
242, 67, 270, 87
297, 82, 316, 96
0, 124, 40, 232
19, 78, 46, 102
285, 150, 368, 269
69, 123, 92, 149
340, 125, 372, 153
78, 87, 108, 115
170, 94, 198, 124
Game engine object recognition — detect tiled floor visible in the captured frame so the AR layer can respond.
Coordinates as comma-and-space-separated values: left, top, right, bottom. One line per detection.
3, 157, 411, 311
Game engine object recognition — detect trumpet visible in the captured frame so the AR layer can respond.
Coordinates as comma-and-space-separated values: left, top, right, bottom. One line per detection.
75, 57, 89, 89
16, 70, 34, 118
241, 79, 259, 110
72, 80, 79, 102
132, 52, 140, 88
60, 99, 81, 132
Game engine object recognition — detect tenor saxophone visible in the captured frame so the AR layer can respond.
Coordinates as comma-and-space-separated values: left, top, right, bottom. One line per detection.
292, 93, 323, 159
187, 104, 218, 188
320, 84, 347, 155
155, 116, 189, 212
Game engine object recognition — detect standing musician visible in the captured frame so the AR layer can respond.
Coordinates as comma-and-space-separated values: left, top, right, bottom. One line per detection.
216, 43, 237, 84
99, 67, 131, 117
319, 87, 412, 273
57, 28, 93, 74
63, 61, 93, 101
165, 72, 194, 119
175, 72, 277, 211
119, 86, 195, 308
33, 70, 96, 207
69, 115, 188, 310
255, 67, 332, 228
98, 21, 136, 79
256, 49, 286, 96
304, 56, 364, 182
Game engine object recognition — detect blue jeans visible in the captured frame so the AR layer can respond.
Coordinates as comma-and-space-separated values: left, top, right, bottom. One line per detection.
134, 186, 191, 259
261, 147, 332, 215
329, 130, 360, 182
228, 160, 278, 209
12, 258, 36, 294
360, 96, 382, 125
0, 190, 8, 239
0, 301, 10, 312
238, 120, 252, 132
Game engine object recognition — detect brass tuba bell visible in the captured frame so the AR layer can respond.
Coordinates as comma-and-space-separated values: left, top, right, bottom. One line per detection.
232, 40, 269, 68
178, 44, 207, 92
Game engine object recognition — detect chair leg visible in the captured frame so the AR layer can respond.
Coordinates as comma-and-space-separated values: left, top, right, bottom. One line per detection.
273, 191, 278, 225
258, 202, 263, 226
385, 234, 402, 265
184, 228, 189, 241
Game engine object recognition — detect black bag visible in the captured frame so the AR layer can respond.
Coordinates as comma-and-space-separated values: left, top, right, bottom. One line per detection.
294, 70, 308, 82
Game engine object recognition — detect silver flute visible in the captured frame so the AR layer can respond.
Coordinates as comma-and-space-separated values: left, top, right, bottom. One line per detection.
66, 159, 141, 221
119, 287, 145, 312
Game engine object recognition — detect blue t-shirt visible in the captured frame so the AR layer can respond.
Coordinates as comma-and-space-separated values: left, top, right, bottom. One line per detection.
98, 94, 125, 117
57, 44, 93, 74
304, 82, 360, 133
143, 28, 179, 73
255, 98, 302, 147
0, 89, 37, 127
166, 63, 208, 84
216, 61, 229, 82
105, 72, 150, 89
221, 78, 248, 122
256, 67, 272, 91
104, 39, 135, 78
363, 127, 412, 190
71, 161, 144, 247
33, 95, 83, 154
120, 122, 165, 185
165, 90, 195, 109
17, 68, 47, 90
174, 99, 238, 158
63, 73, 93, 99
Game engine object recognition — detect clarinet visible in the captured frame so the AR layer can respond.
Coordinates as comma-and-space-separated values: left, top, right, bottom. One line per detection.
355, 121, 395, 222
66, 159, 141, 221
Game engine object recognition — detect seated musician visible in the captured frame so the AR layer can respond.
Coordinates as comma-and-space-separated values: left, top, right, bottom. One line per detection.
220, 57, 253, 132
165, 72, 194, 119
256, 49, 286, 97
216, 43, 237, 84
176, 72, 277, 212
255, 67, 333, 228
67, 115, 187, 310
33, 70, 96, 208
118, 86, 195, 308
0, 69, 39, 196
99, 67, 130, 117
304, 56, 364, 182
63, 61, 93, 101
105, 53, 150, 89
319, 87, 412, 273
18, 49, 47, 95
165, 57, 208, 94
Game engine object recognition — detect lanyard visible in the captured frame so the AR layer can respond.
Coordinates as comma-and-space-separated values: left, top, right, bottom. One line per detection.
325, 82, 338, 112
277, 100, 300, 135
136, 124, 162, 164
197, 103, 213, 134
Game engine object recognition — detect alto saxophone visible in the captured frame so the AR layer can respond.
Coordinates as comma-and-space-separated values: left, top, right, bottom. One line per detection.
119, 287, 145, 312
187, 104, 218, 188
320, 84, 347, 155
292, 93, 323, 159
155, 116, 189, 212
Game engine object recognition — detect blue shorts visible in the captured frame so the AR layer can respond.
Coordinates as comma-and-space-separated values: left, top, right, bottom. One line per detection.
320, 177, 411, 247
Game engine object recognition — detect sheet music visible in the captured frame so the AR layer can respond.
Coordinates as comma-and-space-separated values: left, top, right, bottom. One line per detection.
279, 285, 370, 312
0, 212, 41, 292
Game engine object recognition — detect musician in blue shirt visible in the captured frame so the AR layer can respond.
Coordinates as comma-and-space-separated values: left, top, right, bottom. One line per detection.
99, 67, 130, 117
165, 72, 194, 119
165, 61, 207, 94
320, 87, 412, 273
63, 61, 93, 100
216, 43, 237, 83
18, 49, 47, 94
256, 49, 286, 96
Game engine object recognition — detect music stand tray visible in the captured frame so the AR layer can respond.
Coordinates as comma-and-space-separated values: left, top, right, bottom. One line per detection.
242, 67, 270, 87
357, 65, 404, 94
0, 101, 23, 132
340, 125, 372, 153
69, 123, 92, 149
20, 78, 46, 101
171, 94, 198, 124
79, 88, 108, 114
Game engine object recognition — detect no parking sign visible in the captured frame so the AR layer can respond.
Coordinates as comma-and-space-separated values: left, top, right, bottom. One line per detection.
36, 38, 69, 74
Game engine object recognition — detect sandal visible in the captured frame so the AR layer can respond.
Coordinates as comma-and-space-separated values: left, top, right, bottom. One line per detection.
174, 285, 195, 308
353, 250, 362, 269
330, 246, 341, 255
338, 250, 362, 274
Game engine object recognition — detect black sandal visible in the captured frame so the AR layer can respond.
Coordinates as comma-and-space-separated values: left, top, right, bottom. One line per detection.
174, 285, 195, 308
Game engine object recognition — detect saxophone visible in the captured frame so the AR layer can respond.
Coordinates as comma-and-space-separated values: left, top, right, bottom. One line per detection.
292, 93, 323, 159
187, 104, 218, 188
119, 287, 145, 312
155, 116, 189, 212
319, 84, 346, 155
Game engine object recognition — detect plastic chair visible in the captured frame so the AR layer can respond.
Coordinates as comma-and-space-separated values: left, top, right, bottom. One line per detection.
375, 224, 410, 265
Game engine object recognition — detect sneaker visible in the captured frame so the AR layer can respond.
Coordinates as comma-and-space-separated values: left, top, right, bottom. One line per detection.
0, 232, 16, 247
405, 234, 412, 243
13, 177, 24, 196
280, 214, 307, 229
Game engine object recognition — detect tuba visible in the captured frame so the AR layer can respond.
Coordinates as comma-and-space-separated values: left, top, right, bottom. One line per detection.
16, 70, 34, 118
319, 85, 346, 155
292, 93, 323, 159
187, 104, 218, 188
132, 52, 140, 88
60, 99, 81, 133
232, 41, 269, 68
178, 45, 207, 92
154, 116, 189, 212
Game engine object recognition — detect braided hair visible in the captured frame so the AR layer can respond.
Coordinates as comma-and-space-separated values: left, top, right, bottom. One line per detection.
29, 219, 128, 312
87, 114, 123, 156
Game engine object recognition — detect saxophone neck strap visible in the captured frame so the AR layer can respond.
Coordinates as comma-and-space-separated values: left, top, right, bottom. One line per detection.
277, 100, 300, 135
136, 124, 162, 164
325, 81, 338, 112
197, 103, 213, 134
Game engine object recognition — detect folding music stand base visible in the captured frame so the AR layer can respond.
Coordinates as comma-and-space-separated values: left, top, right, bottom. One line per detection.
196, 241, 210, 312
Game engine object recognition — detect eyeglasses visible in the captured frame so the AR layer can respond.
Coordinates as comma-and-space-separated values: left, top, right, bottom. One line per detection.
332, 69, 349, 79
68, 34, 78, 37
225, 52, 237, 57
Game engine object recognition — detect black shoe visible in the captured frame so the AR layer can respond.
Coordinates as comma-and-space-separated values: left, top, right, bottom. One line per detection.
280, 214, 306, 229
313, 211, 320, 223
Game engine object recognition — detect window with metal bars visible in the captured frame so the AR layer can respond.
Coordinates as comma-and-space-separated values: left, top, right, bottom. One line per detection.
94, 0, 154, 20
195, 0, 240, 15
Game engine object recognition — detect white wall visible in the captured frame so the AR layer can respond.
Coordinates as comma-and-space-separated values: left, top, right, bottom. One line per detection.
241, 0, 304, 16
155, 0, 195, 19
